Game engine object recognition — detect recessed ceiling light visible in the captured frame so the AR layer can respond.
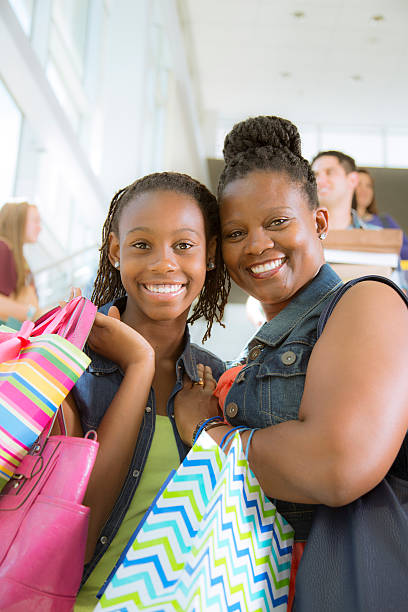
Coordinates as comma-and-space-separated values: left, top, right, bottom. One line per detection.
292, 11, 305, 18
281, 71, 292, 78
371, 14, 385, 22
351, 74, 363, 81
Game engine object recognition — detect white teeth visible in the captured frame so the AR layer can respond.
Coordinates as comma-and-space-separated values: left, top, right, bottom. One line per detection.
250, 258, 285, 274
144, 284, 183, 294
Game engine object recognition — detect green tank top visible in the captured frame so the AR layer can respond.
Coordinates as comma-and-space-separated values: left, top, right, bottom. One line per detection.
75, 415, 180, 611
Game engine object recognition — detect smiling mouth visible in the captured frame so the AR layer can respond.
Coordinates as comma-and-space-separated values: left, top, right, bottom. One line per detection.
249, 257, 286, 275
143, 283, 185, 295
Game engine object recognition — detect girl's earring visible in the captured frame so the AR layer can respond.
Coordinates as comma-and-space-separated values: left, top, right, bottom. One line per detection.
114, 261, 120, 269
207, 260, 216, 271
319, 232, 327, 241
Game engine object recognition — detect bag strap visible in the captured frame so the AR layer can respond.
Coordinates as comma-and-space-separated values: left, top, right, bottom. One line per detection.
317, 275, 408, 339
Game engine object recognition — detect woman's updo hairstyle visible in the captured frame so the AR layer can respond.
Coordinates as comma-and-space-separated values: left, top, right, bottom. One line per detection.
218, 116, 318, 209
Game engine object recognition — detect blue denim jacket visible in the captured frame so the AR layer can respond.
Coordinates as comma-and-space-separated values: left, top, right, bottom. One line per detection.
223, 264, 343, 540
72, 297, 225, 583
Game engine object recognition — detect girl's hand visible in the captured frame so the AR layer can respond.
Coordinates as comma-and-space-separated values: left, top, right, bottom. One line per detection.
88, 306, 155, 372
174, 364, 221, 446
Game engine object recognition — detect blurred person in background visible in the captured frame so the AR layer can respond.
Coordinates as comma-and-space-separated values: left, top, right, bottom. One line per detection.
311, 150, 375, 230
0, 201, 42, 325
355, 168, 408, 260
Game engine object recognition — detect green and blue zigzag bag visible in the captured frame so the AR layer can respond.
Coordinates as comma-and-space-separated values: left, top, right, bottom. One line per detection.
95, 430, 294, 612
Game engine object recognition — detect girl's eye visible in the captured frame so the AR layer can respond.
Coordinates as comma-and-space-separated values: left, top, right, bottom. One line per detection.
132, 241, 150, 249
176, 242, 193, 250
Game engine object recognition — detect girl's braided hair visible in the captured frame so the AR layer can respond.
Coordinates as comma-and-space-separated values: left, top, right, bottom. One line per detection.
92, 172, 230, 341
218, 115, 318, 209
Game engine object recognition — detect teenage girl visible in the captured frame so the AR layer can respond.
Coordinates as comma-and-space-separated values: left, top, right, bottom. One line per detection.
64, 172, 229, 610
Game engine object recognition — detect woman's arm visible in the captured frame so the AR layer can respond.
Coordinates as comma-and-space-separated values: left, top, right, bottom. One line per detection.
178, 282, 408, 507
66, 307, 155, 562
0, 293, 40, 322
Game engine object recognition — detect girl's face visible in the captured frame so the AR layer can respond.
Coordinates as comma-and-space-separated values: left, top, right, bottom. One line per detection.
109, 190, 211, 324
24, 206, 41, 243
356, 172, 374, 211
220, 171, 327, 319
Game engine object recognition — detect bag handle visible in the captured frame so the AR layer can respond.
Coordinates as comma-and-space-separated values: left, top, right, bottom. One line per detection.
317, 275, 408, 339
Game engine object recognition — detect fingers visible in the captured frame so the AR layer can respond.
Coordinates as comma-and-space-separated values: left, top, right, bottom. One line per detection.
59, 287, 82, 308
107, 305, 121, 320
195, 364, 216, 393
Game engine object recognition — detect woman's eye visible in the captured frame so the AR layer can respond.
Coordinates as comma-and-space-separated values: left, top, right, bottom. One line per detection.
269, 218, 287, 227
226, 230, 244, 239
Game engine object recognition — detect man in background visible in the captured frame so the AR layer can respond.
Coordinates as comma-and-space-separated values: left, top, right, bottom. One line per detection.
311, 150, 368, 229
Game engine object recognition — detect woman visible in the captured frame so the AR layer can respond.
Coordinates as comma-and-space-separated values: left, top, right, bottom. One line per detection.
0, 201, 41, 323
174, 116, 408, 608
355, 167, 408, 260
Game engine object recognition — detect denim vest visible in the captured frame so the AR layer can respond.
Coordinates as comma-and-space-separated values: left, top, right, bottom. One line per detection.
223, 264, 343, 540
72, 297, 225, 583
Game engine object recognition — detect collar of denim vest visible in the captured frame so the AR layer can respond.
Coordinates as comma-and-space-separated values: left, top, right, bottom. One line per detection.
250, 264, 342, 348
85, 295, 198, 380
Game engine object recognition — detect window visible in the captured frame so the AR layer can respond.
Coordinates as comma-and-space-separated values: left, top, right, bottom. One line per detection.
0, 80, 22, 202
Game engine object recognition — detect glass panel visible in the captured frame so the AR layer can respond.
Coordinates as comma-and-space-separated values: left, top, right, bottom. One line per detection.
9, 0, 34, 36
46, 59, 80, 130
52, 0, 90, 76
0, 80, 22, 202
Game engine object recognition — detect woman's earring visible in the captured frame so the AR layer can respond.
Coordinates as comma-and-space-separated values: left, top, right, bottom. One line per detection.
207, 260, 216, 271
114, 261, 120, 269
319, 232, 327, 241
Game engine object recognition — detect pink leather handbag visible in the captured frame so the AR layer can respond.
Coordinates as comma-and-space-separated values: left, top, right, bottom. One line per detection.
0, 296, 99, 610
0, 410, 99, 611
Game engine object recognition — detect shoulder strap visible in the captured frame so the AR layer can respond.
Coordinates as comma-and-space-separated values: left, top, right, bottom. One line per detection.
317, 275, 408, 339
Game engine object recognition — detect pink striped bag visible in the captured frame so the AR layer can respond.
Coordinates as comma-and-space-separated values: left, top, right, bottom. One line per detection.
0, 297, 96, 489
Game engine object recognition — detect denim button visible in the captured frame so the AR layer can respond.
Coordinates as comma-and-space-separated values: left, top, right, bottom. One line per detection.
281, 351, 297, 365
100, 536, 108, 545
145, 406, 152, 413
225, 402, 238, 418
249, 347, 261, 360
132, 469, 140, 478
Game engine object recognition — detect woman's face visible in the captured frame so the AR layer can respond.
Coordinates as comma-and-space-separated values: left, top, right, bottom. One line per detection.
109, 190, 210, 324
356, 172, 374, 211
24, 206, 41, 243
220, 171, 327, 319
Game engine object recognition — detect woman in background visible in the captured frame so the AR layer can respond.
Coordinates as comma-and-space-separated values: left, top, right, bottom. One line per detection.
355, 168, 408, 260
0, 201, 42, 323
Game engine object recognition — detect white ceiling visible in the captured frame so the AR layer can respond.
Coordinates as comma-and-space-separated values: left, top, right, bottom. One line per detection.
179, 0, 408, 131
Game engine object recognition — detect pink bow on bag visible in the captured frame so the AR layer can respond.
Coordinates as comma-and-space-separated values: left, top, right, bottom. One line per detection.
0, 321, 35, 362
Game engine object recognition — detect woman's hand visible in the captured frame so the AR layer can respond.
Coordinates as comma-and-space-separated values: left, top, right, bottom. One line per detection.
88, 306, 155, 372
174, 364, 221, 446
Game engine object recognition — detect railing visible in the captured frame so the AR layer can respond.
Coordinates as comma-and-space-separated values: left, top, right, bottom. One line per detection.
33, 243, 100, 307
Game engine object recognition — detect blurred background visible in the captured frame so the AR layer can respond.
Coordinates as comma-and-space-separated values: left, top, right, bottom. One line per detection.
1, 0, 407, 358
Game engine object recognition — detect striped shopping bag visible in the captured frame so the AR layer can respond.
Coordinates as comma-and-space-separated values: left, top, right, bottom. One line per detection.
96, 431, 294, 612
0, 321, 90, 488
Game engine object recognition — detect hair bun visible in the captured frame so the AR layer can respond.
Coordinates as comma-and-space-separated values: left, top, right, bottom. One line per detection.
223, 116, 302, 164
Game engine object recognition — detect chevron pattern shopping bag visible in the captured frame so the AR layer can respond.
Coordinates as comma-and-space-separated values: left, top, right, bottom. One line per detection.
95, 431, 294, 612
0, 321, 90, 489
